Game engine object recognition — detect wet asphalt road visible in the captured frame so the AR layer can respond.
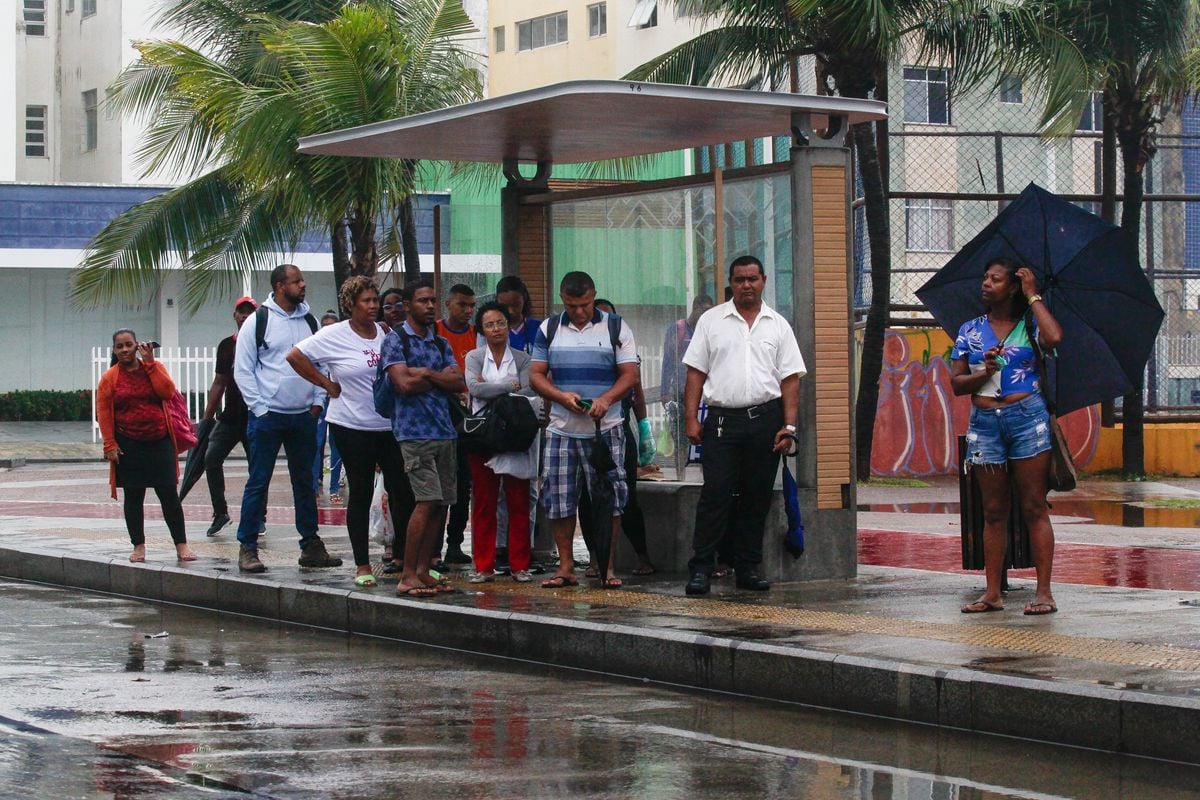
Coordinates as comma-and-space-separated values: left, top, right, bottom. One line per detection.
3, 581, 1200, 800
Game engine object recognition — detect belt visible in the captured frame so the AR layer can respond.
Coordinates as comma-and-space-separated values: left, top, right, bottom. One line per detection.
707, 398, 781, 419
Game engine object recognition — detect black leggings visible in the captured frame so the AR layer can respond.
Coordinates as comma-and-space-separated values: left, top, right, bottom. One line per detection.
123, 486, 186, 546
330, 424, 414, 567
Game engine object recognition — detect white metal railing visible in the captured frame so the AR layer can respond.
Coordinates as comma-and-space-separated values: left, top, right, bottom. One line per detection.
90, 346, 217, 443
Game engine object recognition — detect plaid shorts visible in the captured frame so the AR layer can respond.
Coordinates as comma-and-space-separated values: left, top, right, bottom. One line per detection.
540, 427, 628, 520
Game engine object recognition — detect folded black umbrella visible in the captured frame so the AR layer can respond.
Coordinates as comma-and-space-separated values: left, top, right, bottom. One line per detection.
178, 418, 214, 501
581, 419, 618, 582
916, 183, 1164, 415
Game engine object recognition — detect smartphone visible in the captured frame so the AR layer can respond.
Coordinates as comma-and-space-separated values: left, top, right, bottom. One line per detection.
145, 341, 161, 349
576, 398, 593, 411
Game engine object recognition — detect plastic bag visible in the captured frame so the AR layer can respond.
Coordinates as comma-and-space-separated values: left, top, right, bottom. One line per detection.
487, 432, 539, 480
369, 470, 393, 545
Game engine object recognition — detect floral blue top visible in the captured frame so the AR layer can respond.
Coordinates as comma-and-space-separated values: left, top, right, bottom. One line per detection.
951, 315, 1041, 398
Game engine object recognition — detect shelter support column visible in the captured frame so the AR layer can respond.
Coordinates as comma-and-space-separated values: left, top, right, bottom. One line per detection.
502, 159, 553, 318
785, 113, 857, 579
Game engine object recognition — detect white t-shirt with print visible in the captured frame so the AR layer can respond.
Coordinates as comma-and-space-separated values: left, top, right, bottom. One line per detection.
295, 320, 390, 431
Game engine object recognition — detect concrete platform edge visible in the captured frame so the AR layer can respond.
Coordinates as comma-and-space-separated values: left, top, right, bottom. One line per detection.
3, 542, 1197, 766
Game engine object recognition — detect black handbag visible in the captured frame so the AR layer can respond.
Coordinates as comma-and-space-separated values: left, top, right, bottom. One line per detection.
458, 394, 539, 455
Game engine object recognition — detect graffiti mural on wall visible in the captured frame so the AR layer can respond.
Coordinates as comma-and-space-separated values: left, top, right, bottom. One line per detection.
871, 330, 1099, 478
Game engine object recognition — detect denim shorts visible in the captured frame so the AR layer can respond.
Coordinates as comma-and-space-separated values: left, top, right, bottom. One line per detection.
965, 394, 1052, 465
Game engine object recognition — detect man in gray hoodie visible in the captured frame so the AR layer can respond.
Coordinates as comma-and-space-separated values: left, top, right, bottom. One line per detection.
233, 264, 342, 573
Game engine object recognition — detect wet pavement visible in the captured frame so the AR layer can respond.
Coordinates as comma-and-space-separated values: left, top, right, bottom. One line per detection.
2, 428, 1200, 764
4, 581, 1200, 799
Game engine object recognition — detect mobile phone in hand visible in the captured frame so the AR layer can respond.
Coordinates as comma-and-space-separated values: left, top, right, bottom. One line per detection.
576, 398, 593, 411
146, 341, 161, 349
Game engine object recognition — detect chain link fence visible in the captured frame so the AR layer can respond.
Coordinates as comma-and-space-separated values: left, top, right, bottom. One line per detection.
856, 119, 1200, 415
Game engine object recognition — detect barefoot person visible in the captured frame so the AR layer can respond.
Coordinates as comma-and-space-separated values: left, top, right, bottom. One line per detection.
97, 330, 195, 563
950, 257, 1063, 616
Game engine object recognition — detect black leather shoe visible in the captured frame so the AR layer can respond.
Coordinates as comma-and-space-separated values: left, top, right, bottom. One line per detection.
735, 572, 771, 591
685, 571, 711, 596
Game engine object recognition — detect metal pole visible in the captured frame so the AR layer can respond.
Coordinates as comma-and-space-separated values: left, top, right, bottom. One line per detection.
993, 131, 1006, 212
432, 204, 442, 302
1145, 165, 1158, 412
713, 167, 725, 278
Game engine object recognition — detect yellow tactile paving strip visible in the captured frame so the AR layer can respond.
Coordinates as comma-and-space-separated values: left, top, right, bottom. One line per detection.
470, 581, 1200, 673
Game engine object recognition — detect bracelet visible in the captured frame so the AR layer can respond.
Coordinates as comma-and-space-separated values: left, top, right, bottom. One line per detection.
1027, 294, 1043, 305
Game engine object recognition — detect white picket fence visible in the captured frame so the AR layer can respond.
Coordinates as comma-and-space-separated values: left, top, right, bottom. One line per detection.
90, 347, 218, 443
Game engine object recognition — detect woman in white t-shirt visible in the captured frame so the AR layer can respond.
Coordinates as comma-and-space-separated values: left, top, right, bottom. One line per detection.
287, 276, 414, 588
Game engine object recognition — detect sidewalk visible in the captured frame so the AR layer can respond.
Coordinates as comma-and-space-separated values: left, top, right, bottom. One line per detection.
1, 424, 1199, 764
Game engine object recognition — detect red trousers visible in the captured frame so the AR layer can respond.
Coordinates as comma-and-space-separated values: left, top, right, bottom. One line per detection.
469, 452, 531, 573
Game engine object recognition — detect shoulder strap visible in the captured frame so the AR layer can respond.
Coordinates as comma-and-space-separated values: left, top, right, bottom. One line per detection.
1026, 310, 1057, 414
255, 307, 268, 350
607, 313, 622, 353
545, 313, 563, 349
304, 312, 318, 334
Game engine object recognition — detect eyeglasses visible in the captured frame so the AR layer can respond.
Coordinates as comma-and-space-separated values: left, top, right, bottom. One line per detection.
481, 320, 509, 331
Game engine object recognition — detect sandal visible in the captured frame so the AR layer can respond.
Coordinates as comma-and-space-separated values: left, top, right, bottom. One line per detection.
1024, 601, 1058, 616
396, 584, 437, 598
382, 561, 402, 574
599, 577, 623, 589
541, 575, 579, 589
354, 574, 378, 588
961, 599, 1004, 614
329, 494, 343, 506
631, 563, 656, 576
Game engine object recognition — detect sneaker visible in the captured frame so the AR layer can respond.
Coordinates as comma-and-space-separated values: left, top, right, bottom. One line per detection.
512, 570, 533, 583
206, 513, 231, 537
469, 571, 495, 583
239, 546, 266, 573
298, 538, 343, 568
431, 559, 449, 573
444, 549, 472, 565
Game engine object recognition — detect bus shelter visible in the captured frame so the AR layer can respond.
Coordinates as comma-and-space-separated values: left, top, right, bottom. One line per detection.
299, 81, 887, 581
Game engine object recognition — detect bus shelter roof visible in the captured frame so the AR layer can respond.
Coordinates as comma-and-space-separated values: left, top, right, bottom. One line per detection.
297, 80, 887, 165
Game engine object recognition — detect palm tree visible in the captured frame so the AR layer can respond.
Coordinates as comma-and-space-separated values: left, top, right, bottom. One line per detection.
71, 0, 482, 313
1008, 0, 1200, 476
628, 0, 1076, 480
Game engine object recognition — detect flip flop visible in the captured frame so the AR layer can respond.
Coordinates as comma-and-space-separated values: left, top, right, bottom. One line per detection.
600, 577, 623, 590
396, 584, 437, 598
354, 574, 378, 588
1024, 602, 1058, 616
961, 600, 1004, 614
541, 575, 579, 589
631, 564, 657, 575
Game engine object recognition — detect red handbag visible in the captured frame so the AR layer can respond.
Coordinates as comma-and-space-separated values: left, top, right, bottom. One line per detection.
162, 391, 198, 453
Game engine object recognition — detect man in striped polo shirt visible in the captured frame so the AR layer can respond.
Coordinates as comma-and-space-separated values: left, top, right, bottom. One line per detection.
530, 271, 640, 589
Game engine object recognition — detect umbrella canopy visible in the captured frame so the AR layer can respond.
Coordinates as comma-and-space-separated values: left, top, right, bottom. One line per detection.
178, 418, 214, 501
916, 183, 1164, 415
581, 420, 618, 582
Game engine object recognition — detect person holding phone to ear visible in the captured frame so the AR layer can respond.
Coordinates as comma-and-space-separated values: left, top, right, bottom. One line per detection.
97, 328, 196, 564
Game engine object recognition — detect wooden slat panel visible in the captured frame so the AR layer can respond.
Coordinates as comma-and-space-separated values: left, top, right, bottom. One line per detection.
811, 164, 851, 510
517, 205, 551, 318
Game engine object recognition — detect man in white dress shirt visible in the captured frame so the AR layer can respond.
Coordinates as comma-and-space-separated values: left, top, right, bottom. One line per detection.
682, 255, 806, 595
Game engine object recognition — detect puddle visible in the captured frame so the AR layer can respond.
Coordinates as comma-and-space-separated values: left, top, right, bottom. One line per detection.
859, 498, 1200, 528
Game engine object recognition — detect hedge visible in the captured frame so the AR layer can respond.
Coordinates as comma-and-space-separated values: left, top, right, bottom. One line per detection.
0, 390, 93, 421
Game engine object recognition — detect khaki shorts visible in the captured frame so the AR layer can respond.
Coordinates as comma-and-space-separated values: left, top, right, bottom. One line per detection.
400, 439, 457, 504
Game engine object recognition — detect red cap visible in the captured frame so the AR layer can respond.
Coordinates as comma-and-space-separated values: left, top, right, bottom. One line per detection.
234, 296, 258, 311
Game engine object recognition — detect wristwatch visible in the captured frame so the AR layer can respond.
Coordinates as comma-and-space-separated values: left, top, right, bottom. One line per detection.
784, 424, 797, 433
1027, 293, 1043, 305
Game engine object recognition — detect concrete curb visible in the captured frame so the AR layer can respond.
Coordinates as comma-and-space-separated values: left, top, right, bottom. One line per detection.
3, 543, 1197, 765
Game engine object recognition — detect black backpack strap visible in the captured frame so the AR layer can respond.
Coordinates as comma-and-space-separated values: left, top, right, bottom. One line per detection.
255, 307, 268, 350
607, 313, 622, 353
544, 313, 563, 349
304, 312, 318, 334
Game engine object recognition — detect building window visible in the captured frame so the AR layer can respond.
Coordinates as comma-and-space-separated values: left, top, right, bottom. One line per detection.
82, 0, 95, 17
1078, 91, 1104, 132
517, 11, 568, 51
903, 67, 951, 125
588, 3, 607, 37
999, 74, 1022, 104
628, 0, 657, 28
83, 89, 98, 151
25, 106, 47, 157
905, 199, 954, 252
23, 0, 46, 36
494, 25, 505, 53
65, 0, 74, 12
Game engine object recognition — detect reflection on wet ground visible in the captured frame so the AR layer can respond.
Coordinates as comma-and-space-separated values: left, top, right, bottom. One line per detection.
860, 529, 1200, 591
858, 499, 1200, 528
2, 583, 1200, 799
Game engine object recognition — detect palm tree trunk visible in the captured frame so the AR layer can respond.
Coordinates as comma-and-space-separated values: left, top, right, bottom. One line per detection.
349, 211, 378, 279
331, 219, 352, 300
852, 120, 892, 481
399, 195, 421, 284
1118, 129, 1147, 476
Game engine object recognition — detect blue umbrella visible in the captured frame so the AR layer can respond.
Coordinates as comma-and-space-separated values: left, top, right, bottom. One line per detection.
782, 463, 804, 559
916, 183, 1163, 415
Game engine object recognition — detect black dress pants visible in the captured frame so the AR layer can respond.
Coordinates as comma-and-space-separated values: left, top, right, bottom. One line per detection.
688, 403, 782, 574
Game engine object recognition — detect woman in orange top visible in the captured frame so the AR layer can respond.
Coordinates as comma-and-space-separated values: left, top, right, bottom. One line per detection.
97, 329, 195, 563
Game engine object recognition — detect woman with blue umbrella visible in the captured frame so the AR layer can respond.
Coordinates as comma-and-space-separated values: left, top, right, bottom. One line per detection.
950, 257, 1063, 616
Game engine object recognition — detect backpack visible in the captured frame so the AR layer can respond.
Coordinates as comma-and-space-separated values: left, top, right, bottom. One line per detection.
372, 326, 453, 419
254, 306, 317, 350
